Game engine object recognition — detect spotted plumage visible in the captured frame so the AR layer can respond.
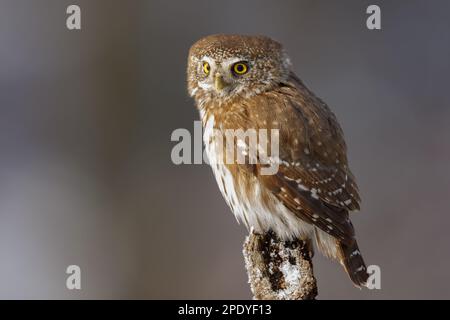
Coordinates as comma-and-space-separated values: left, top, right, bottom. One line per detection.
187, 34, 368, 287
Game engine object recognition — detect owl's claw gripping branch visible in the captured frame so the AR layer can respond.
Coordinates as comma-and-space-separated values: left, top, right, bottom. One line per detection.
243, 229, 318, 300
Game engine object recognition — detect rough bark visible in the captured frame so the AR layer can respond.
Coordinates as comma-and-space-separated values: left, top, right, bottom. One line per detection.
243, 229, 317, 300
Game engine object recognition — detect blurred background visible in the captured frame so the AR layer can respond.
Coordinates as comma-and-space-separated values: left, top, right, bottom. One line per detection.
0, 0, 449, 299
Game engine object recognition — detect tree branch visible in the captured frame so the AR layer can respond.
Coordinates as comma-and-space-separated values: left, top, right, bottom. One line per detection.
243, 229, 317, 300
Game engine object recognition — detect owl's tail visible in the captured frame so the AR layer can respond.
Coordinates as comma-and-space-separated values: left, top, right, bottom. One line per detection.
338, 240, 369, 288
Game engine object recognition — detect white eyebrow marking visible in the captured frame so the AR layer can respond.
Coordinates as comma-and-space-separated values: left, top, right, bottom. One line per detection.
221, 56, 247, 66
201, 56, 216, 66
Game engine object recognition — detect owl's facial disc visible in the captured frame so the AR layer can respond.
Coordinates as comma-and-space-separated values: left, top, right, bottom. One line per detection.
197, 56, 248, 96
188, 35, 294, 99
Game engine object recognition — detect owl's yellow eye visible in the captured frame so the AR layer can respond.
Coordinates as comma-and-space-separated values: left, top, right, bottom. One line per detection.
202, 62, 211, 75
232, 62, 249, 75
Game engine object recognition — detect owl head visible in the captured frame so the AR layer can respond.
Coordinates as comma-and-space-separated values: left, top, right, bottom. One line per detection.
187, 34, 292, 101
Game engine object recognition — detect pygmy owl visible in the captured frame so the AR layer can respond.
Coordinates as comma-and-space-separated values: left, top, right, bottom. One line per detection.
187, 34, 368, 287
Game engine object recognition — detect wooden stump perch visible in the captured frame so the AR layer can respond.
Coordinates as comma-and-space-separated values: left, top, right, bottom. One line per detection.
243, 229, 317, 300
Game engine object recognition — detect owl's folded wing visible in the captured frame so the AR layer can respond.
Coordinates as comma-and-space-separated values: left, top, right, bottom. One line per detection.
235, 78, 361, 243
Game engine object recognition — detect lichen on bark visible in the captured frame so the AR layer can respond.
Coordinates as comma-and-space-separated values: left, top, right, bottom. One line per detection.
243, 229, 318, 300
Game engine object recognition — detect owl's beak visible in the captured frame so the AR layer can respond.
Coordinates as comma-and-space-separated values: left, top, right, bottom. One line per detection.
214, 73, 229, 92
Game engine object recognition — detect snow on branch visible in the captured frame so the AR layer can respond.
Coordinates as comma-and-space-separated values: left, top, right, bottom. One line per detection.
243, 229, 317, 300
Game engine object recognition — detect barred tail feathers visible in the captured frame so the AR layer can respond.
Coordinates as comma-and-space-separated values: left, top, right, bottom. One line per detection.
338, 240, 368, 287
314, 227, 368, 287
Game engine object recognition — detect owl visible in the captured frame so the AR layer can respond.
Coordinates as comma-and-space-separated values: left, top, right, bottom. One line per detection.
187, 34, 368, 287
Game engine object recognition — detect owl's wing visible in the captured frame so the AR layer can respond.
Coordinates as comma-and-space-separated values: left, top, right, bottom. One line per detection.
230, 75, 361, 243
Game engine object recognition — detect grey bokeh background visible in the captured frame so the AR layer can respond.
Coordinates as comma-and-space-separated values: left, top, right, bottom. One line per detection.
1, 0, 449, 299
